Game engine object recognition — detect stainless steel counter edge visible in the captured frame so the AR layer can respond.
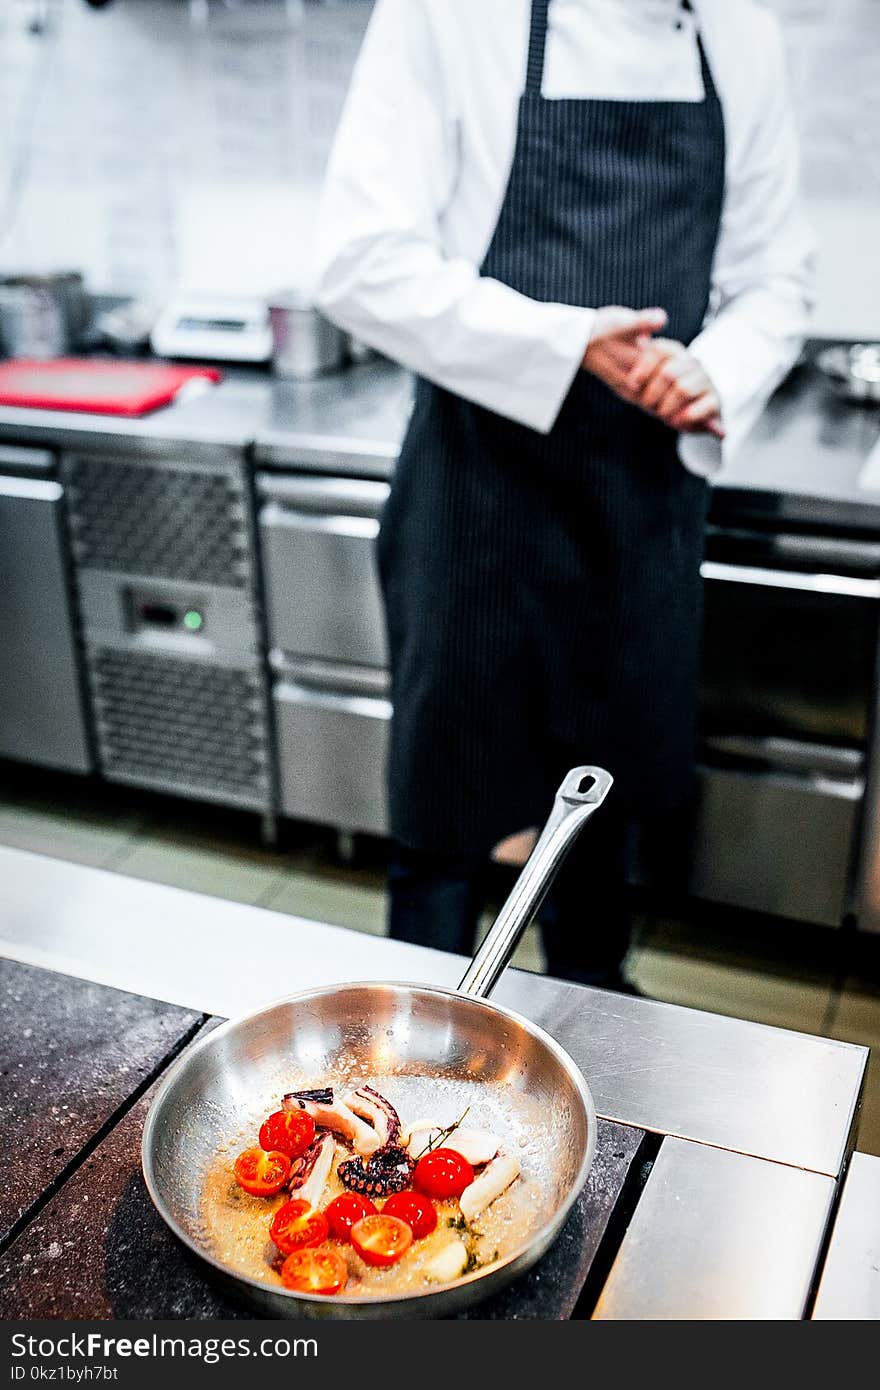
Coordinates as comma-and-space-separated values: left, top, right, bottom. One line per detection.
0, 399, 255, 463
254, 433, 397, 479
593, 1138, 838, 1320
811, 1151, 880, 1319
0, 845, 867, 1179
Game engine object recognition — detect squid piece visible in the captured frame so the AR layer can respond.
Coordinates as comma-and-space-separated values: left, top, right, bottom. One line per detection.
459, 1154, 521, 1223
407, 1126, 501, 1166
425, 1238, 469, 1284
283, 1088, 381, 1156
399, 1116, 435, 1146
344, 1085, 402, 1147
288, 1133, 335, 1209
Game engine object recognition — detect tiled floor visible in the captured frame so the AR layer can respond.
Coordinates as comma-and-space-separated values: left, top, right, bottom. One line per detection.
1, 761, 877, 1154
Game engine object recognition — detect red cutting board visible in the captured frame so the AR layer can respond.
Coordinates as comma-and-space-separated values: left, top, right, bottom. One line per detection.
0, 358, 223, 417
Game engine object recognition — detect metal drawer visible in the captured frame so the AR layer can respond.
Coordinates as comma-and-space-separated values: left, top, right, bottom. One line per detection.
258, 474, 389, 670
691, 762, 860, 927
274, 678, 390, 836
0, 474, 92, 774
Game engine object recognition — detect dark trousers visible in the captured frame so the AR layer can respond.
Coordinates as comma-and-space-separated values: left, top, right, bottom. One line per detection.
388, 807, 632, 987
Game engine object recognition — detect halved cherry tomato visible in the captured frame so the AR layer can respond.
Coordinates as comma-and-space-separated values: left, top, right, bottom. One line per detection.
325, 1192, 376, 1243
259, 1109, 315, 1160
280, 1247, 348, 1296
270, 1198, 330, 1255
382, 1191, 438, 1239
233, 1147, 290, 1197
413, 1148, 474, 1200
350, 1213, 413, 1267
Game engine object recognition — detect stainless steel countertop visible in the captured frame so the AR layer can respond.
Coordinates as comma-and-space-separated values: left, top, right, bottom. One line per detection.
0, 355, 878, 525
0, 361, 410, 472
713, 360, 880, 531
0, 374, 259, 463
812, 1152, 880, 1320
254, 362, 412, 477
1, 845, 872, 1320
593, 1138, 836, 1320
0, 845, 866, 1178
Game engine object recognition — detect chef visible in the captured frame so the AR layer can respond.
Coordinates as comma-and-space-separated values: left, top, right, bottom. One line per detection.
316, 0, 813, 988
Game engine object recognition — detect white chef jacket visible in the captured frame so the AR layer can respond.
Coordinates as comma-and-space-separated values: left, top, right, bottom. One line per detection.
315, 0, 814, 476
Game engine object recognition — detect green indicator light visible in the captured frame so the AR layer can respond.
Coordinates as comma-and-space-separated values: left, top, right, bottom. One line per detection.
184, 610, 204, 632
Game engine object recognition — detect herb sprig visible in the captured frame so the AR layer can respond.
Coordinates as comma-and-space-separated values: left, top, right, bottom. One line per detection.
424, 1105, 471, 1155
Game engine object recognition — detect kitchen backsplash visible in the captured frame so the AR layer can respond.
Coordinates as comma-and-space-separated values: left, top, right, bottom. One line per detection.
0, 0, 877, 336
772, 0, 880, 339
0, 0, 373, 300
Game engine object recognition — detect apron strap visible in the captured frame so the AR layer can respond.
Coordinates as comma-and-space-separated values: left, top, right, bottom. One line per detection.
695, 35, 718, 102
525, 0, 551, 94
684, 2, 720, 102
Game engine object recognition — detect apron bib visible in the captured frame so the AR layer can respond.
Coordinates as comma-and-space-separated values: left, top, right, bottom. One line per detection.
379, 0, 726, 856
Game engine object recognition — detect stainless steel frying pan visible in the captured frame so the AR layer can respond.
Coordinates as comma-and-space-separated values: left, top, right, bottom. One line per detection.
142, 766, 612, 1317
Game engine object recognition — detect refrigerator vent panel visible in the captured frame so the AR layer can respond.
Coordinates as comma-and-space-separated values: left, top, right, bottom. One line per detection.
89, 647, 270, 809
64, 456, 251, 587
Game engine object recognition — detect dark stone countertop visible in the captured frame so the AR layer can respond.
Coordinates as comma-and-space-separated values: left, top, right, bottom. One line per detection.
0, 959, 204, 1248
0, 959, 648, 1320
0, 1074, 647, 1320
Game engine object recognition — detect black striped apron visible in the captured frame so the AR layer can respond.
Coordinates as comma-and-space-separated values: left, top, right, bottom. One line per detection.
378, 0, 726, 858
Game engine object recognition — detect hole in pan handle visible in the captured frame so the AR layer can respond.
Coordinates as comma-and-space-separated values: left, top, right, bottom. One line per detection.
457, 765, 614, 1001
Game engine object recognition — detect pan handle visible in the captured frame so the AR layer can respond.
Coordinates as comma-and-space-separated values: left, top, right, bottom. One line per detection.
457, 766, 614, 1000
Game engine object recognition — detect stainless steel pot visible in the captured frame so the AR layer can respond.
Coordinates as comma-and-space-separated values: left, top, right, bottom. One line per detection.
142, 766, 612, 1318
268, 293, 347, 379
0, 272, 89, 358
816, 343, 880, 405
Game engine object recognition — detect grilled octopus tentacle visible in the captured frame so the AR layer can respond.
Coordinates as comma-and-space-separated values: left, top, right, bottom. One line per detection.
337, 1144, 415, 1198
285, 1088, 334, 1105
345, 1085, 402, 1147
283, 1088, 380, 1156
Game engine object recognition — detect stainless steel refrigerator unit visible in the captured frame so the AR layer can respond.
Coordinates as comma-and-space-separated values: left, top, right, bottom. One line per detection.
0, 444, 92, 774
695, 523, 880, 929
257, 465, 880, 931
62, 446, 273, 816
257, 472, 390, 836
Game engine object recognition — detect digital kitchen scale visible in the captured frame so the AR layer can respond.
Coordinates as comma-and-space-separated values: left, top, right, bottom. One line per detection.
150, 294, 273, 364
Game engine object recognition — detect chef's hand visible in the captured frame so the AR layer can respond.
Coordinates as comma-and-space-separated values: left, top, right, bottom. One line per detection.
626, 337, 726, 440
582, 306, 669, 398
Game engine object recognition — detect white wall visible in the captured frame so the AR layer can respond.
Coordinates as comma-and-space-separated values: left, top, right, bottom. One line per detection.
770, 0, 880, 338
0, 0, 372, 298
0, 0, 877, 335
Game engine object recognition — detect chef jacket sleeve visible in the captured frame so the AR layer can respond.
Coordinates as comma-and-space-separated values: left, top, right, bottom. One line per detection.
314, 0, 594, 435
679, 14, 815, 478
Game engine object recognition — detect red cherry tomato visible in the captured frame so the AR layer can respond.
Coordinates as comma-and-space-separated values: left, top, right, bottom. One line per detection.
259, 1109, 315, 1159
413, 1148, 474, 1200
382, 1190, 438, 1239
233, 1147, 290, 1197
350, 1213, 413, 1267
324, 1192, 376, 1243
280, 1247, 348, 1296
270, 1198, 330, 1255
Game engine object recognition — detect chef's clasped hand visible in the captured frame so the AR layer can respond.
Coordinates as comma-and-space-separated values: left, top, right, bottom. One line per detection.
582, 306, 725, 440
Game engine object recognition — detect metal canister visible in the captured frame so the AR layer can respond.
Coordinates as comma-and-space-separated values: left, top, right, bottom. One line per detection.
0, 272, 89, 359
268, 293, 347, 380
